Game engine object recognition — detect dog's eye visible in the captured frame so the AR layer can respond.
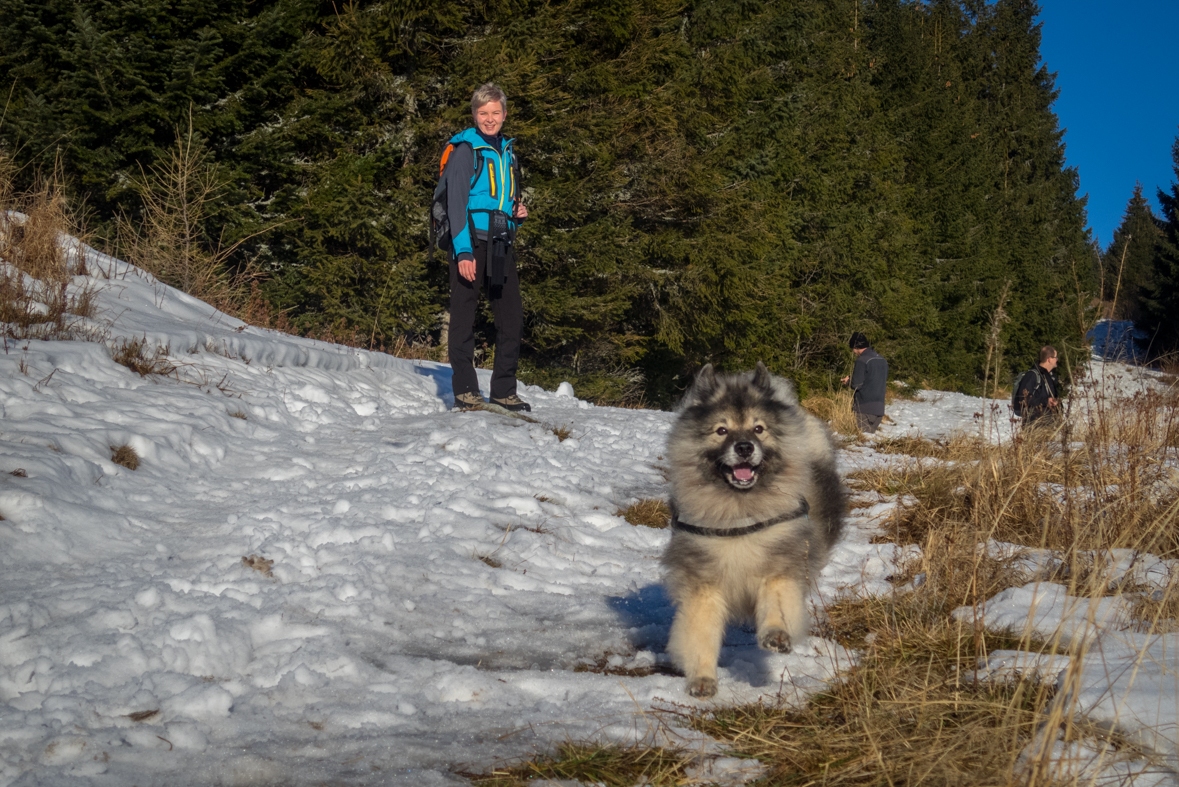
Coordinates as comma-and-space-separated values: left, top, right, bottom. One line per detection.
715, 427, 728, 436
753, 425, 765, 434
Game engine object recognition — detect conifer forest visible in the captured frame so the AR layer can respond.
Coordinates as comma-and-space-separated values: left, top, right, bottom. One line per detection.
4, 0, 1177, 405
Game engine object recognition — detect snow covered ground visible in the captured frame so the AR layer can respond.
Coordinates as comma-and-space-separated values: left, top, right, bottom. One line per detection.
1, 239, 1177, 785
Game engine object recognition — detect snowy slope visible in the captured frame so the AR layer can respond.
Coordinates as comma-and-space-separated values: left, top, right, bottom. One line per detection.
2, 241, 1177, 786
0, 246, 904, 786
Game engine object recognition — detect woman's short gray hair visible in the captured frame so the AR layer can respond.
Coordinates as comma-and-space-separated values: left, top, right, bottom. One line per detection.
470, 83, 508, 114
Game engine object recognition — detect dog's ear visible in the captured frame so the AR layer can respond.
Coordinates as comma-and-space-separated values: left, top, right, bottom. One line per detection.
682, 363, 717, 407
752, 361, 773, 392
695, 363, 717, 392
771, 376, 799, 406
752, 361, 799, 406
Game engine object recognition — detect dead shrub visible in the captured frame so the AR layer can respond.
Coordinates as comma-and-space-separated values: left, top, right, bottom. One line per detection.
111, 337, 177, 377
114, 115, 288, 330
618, 498, 670, 528
116, 120, 234, 307
110, 444, 139, 470
0, 160, 97, 341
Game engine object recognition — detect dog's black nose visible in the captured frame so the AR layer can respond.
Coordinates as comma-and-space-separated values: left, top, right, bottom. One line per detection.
734, 441, 755, 459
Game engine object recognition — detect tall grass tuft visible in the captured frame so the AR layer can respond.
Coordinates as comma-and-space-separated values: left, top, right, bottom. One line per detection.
1, 156, 97, 341
801, 387, 860, 437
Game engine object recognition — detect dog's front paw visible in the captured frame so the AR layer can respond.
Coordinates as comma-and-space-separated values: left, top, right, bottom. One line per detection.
758, 627, 793, 653
686, 677, 718, 698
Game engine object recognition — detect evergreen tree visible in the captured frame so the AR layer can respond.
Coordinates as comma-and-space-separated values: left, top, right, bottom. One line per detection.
960, 0, 1092, 377
1142, 134, 1179, 354
1101, 183, 1162, 322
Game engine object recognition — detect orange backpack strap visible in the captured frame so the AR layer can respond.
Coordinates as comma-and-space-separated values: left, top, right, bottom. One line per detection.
439, 143, 456, 177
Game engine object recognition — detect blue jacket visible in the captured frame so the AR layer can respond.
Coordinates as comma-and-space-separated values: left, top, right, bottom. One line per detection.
443, 128, 520, 260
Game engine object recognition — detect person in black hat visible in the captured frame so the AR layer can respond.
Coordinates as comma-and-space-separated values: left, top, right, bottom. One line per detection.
840, 332, 888, 433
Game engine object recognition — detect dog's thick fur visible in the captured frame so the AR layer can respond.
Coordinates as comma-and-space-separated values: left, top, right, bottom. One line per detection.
662, 362, 844, 698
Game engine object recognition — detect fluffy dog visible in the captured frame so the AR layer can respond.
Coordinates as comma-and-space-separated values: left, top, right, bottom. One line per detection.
662, 362, 844, 698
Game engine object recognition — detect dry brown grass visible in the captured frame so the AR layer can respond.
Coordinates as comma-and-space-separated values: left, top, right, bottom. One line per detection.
691, 627, 1049, 787
241, 554, 274, 578
801, 388, 860, 437
1128, 586, 1179, 634
618, 498, 670, 528
871, 433, 982, 459
110, 444, 139, 470
853, 389, 1179, 558
111, 337, 177, 377
1, 159, 97, 341
112, 117, 306, 340
462, 743, 691, 786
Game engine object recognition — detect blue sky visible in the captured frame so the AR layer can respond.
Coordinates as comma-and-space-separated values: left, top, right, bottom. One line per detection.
1037, 0, 1179, 249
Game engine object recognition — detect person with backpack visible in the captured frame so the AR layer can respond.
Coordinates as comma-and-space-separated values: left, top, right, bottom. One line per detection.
433, 83, 531, 412
841, 332, 888, 433
1013, 346, 1061, 426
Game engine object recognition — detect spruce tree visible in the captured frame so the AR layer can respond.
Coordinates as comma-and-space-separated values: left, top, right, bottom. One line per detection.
1102, 184, 1162, 322
1142, 135, 1179, 354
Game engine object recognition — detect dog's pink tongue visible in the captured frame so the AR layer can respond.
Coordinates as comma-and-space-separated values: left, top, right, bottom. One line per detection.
733, 465, 753, 481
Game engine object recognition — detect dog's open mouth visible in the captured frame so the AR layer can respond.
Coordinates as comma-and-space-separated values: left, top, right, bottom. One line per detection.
725, 462, 759, 489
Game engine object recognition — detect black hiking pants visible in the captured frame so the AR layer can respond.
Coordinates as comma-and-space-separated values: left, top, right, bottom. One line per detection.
448, 240, 522, 401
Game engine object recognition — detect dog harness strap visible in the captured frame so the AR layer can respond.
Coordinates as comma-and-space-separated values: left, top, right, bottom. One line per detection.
671, 498, 810, 537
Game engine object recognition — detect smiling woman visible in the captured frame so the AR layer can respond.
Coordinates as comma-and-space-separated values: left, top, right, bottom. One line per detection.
471, 86, 507, 136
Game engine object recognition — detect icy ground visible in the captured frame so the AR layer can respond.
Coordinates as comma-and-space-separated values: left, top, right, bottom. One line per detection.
1, 239, 1177, 785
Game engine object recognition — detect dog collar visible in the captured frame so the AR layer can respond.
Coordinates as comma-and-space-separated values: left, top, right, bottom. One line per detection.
671, 498, 809, 537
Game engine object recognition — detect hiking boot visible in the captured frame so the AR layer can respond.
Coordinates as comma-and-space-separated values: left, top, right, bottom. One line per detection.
454, 391, 486, 409
491, 394, 531, 413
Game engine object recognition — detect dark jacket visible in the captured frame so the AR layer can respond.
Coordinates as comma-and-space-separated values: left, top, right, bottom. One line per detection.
850, 348, 888, 416
1014, 365, 1059, 423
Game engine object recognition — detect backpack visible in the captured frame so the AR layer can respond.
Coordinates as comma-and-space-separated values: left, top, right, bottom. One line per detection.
1011, 367, 1045, 415
429, 140, 483, 264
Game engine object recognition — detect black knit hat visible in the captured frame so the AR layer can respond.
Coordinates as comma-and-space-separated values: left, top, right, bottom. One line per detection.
849, 332, 869, 350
